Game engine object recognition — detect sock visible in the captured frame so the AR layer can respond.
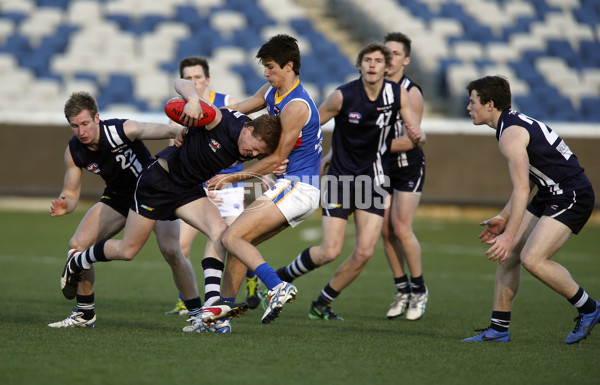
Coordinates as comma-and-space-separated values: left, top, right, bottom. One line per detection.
410, 275, 426, 293
394, 275, 410, 293
71, 239, 108, 271
76, 293, 95, 320
202, 258, 224, 307
316, 284, 339, 306
246, 269, 256, 279
490, 310, 511, 332
184, 297, 203, 318
178, 293, 184, 302
277, 247, 317, 282
568, 287, 597, 314
254, 263, 282, 290
220, 296, 236, 302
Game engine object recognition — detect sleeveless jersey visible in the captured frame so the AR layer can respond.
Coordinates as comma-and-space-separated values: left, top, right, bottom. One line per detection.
209, 91, 243, 175
264, 79, 322, 186
156, 109, 251, 187
390, 75, 425, 168
68, 118, 153, 193
329, 78, 400, 186
497, 109, 591, 196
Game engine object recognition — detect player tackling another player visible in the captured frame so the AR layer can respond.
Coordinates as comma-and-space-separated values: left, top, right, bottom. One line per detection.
187, 34, 323, 325
164, 56, 264, 319
57, 88, 283, 332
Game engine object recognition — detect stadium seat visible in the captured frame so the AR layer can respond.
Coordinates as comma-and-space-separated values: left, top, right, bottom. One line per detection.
36, 0, 71, 9
209, 10, 247, 40
97, 74, 135, 109
1, 0, 599, 121
451, 41, 484, 62
580, 96, 600, 121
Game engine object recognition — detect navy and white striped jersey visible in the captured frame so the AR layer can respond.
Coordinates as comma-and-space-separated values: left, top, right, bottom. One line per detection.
68, 118, 153, 193
390, 75, 424, 168
497, 109, 591, 195
329, 78, 400, 185
156, 109, 250, 187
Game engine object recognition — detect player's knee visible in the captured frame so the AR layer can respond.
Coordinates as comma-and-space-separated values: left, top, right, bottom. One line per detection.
393, 225, 413, 243
118, 245, 141, 261
319, 244, 342, 264
352, 246, 374, 265
221, 227, 236, 251
158, 243, 180, 262
68, 236, 86, 251
520, 254, 540, 275
207, 220, 228, 242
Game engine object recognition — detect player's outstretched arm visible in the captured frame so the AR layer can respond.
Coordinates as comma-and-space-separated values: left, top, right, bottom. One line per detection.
123, 120, 185, 142
226, 84, 269, 115
50, 147, 82, 217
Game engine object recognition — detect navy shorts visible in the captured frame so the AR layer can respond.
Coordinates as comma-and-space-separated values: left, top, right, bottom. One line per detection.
388, 159, 425, 193
131, 161, 207, 221
321, 175, 389, 219
527, 186, 595, 234
99, 188, 133, 217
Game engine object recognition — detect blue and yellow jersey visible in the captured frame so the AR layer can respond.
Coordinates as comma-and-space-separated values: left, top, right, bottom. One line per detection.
264, 79, 322, 187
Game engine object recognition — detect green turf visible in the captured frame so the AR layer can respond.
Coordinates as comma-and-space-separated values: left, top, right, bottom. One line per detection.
1, 208, 599, 385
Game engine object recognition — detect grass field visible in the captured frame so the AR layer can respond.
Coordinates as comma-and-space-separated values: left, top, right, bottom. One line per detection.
1, 204, 599, 385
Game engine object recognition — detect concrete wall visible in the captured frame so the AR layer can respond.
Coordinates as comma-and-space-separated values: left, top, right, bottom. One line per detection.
2, 122, 599, 207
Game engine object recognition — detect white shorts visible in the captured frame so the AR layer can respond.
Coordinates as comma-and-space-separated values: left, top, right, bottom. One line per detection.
206, 186, 244, 218
263, 178, 320, 227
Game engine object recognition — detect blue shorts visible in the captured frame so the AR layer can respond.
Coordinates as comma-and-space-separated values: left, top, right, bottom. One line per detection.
131, 161, 207, 221
388, 159, 425, 193
527, 186, 595, 234
99, 188, 133, 217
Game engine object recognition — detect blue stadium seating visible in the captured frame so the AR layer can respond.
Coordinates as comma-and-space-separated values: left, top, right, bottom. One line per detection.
0, 0, 599, 122
363, 0, 600, 122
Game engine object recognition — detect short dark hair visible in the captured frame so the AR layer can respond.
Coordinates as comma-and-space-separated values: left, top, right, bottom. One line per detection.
64, 91, 98, 120
356, 42, 392, 69
384, 32, 412, 57
466, 75, 512, 111
179, 56, 210, 79
256, 34, 301, 75
248, 113, 282, 154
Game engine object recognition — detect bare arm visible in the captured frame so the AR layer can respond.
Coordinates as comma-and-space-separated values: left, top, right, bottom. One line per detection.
315, 90, 342, 178
319, 147, 333, 179
398, 87, 426, 147
123, 120, 185, 141
485, 125, 531, 262
318, 89, 343, 126
225, 84, 269, 115
391, 86, 424, 152
50, 147, 82, 217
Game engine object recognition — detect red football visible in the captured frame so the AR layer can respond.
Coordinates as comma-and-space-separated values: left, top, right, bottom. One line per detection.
164, 96, 216, 127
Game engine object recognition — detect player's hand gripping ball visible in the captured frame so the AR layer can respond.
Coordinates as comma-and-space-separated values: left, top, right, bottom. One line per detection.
164, 96, 216, 127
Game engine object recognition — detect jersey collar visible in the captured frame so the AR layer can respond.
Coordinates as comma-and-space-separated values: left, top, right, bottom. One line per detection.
274, 78, 300, 104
